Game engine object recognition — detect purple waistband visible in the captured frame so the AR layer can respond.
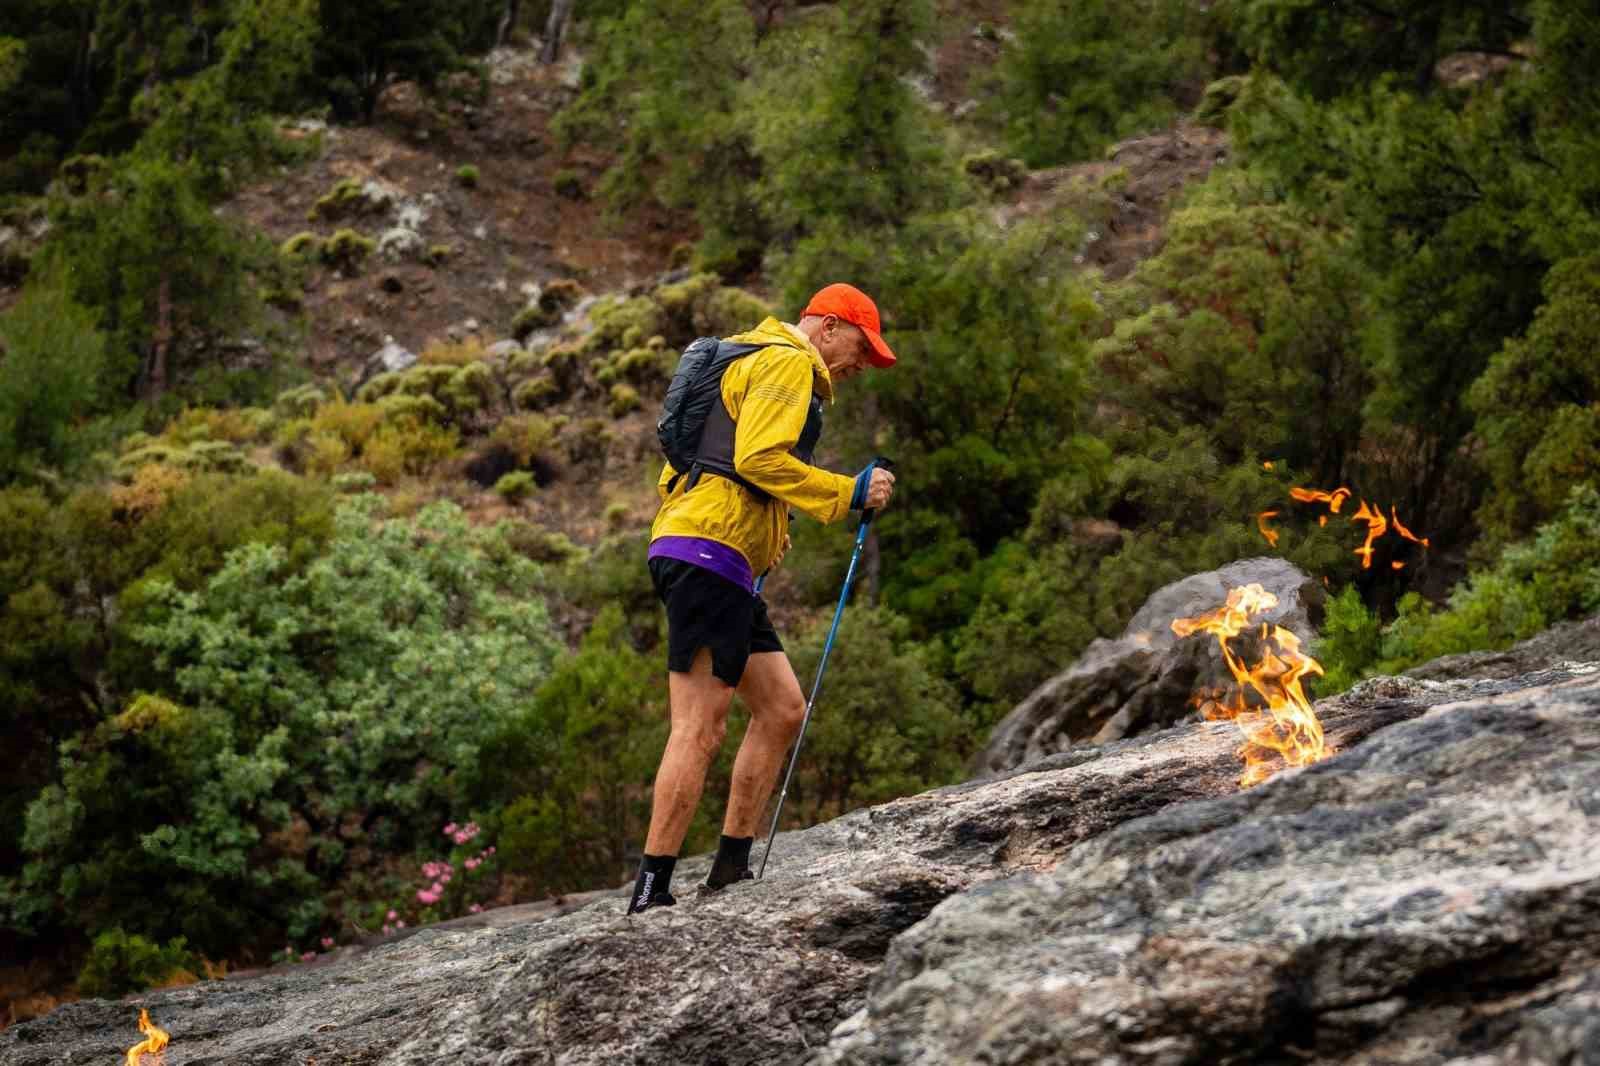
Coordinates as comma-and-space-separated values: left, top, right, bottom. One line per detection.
648, 536, 755, 593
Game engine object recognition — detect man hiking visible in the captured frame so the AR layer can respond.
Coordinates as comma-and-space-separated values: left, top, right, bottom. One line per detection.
627, 282, 898, 915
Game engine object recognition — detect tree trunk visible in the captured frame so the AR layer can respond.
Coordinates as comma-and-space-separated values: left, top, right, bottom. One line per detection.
497, 0, 522, 47
540, 0, 575, 65
146, 274, 173, 400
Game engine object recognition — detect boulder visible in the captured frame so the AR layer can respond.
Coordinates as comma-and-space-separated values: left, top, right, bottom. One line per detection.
974, 556, 1323, 776
820, 662, 1600, 1066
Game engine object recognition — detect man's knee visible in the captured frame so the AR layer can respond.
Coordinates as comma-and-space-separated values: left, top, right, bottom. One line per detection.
770, 690, 806, 740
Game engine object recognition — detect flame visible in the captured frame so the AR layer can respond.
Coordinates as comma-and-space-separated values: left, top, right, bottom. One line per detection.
1290, 486, 1351, 513
1350, 500, 1388, 569
1276, 486, 1431, 569
1391, 506, 1431, 548
1262, 461, 1274, 470
126, 1009, 169, 1065
1256, 510, 1280, 547
1171, 583, 1327, 787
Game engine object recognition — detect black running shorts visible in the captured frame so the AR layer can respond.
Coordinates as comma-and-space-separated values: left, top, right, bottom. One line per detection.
648, 557, 783, 687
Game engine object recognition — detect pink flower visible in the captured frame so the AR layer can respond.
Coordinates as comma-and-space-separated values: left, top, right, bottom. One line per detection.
443, 822, 458, 835
464, 857, 479, 871
301, 951, 316, 962
417, 888, 441, 905
321, 937, 334, 949
486, 846, 496, 855
396, 920, 407, 928
468, 903, 483, 914
386, 909, 398, 921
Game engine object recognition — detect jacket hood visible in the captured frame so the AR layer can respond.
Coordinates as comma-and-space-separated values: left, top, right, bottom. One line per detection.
729, 317, 835, 401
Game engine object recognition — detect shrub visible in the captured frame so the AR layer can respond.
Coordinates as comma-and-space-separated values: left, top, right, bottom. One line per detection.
512, 375, 562, 411
310, 178, 371, 221
565, 418, 616, 466
1312, 585, 1384, 695
311, 397, 386, 453
77, 929, 198, 999
455, 164, 480, 188
13, 499, 562, 957
425, 244, 453, 268
280, 232, 324, 261
607, 383, 641, 417
274, 383, 328, 420
490, 413, 560, 468
360, 418, 460, 484
962, 150, 1027, 195
332, 471, 378, 493
420, 339, 488, 366
497, 519, 580, 564
322, 229, 375, 273
495, 471, 538, 502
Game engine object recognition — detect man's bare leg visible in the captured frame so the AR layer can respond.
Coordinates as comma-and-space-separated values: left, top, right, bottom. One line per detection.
644, 647, 737, 856
724, 651, 807, 838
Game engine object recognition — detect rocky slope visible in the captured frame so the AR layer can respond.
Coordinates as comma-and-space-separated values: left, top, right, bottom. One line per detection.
9, 620, 1600, 1064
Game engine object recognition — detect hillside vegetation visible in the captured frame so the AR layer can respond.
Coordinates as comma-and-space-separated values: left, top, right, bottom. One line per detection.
2, 0, 1598, 1022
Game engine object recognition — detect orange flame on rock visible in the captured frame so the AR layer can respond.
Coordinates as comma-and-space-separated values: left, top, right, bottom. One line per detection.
126, 1009, 169, 1065
1171, 584, 1327, 787
1391, 506, 1431, 548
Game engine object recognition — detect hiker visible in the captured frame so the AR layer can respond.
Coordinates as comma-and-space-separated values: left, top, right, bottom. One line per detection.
627, 283, 898, 915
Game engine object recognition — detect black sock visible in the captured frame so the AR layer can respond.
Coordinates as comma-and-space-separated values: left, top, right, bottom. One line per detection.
706, 835, 754, 889
628, 854, 676, 913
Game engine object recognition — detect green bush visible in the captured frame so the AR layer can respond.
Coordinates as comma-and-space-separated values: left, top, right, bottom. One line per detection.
14, 497, 562, 958
779, 605, 966, 827
280, 231, 324, 261
607, 383, 641, 417
0, 271, 110, 483
495, 471, 538, 502
455, 164, 480, 188
322, 228, 375, 273
1312, 585, 1384, 696
77, 928, 198, 999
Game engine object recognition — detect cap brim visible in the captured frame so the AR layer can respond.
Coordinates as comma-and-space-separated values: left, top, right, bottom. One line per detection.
864, 326, 896, 368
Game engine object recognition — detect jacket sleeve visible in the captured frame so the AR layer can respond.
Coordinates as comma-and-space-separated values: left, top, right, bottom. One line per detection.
732, 349, 856, 524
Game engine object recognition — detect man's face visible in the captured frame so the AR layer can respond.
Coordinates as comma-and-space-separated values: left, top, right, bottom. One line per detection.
819, 316, 874, 383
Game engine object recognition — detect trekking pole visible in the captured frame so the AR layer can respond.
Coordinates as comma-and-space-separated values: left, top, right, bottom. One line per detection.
757, 458, 893, 879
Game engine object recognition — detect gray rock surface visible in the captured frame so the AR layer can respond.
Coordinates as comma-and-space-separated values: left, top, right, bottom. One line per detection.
975, 556, 1323, 775
821, 663, 1600, 1066
0, 682, 1416, 1065
8, 655, 1600, 1065
1404, 615, 1600, 682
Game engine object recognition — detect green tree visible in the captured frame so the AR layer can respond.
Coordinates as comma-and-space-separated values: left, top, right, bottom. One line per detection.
1468, 256, 1600, 552
315, 0, 498, 122
989, 0, 1207, 167
1091, 168, 1370, 485
555, 0, 763, 272
45, 153, 259, 401
1227, 0, 1532, 99
0, 269, 111, 482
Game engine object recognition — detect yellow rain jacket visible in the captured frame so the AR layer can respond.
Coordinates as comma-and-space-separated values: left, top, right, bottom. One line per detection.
652, 318, 857, 575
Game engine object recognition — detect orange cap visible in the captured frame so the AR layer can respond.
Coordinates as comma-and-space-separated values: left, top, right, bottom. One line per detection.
803, 283, 896, 368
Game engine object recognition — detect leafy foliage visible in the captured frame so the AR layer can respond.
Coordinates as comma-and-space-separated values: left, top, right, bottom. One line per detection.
989, 0, 1208, 167
9, 498, 560, 954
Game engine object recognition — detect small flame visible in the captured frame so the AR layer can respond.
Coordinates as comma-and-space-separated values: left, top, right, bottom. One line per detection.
1391, 506, 1431, 547
126, 1009, 169, 1065
1171, 584, 1327, 787
1256, 510, 1280, 548
1262, 461, 1274, 470
1290, 486, 1351, 513
1350, 500, 1388, 570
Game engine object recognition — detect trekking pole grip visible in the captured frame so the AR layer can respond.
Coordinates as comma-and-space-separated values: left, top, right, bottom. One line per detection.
861, 456, 895, 525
